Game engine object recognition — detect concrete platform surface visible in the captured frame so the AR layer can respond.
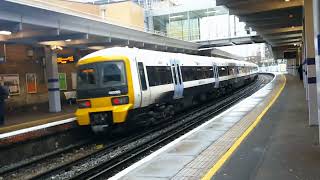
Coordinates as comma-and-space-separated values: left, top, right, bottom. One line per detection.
111, 73, 286, 180
213, 75, 320, 180
0, 104, 76, 134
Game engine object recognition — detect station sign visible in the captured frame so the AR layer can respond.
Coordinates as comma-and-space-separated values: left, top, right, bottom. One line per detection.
57, 55, 75, 64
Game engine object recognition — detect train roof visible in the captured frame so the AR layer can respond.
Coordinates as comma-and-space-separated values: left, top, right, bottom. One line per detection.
79, 47, 257, 67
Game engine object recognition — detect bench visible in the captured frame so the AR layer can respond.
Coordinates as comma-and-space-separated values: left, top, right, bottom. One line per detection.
63, 91, 76, 104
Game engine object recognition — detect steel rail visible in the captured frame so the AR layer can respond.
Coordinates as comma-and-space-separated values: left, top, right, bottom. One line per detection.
70, 75, 273, 180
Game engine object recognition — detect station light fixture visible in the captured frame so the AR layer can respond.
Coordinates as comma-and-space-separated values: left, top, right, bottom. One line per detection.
0, 30, 12, 35
88, 46, 105, 50
285, 0, 290, 2
51, 45, 63, 50
65, 39, 72, 42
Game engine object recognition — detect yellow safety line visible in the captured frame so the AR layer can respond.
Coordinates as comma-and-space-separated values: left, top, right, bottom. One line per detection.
202, 75, 287, 180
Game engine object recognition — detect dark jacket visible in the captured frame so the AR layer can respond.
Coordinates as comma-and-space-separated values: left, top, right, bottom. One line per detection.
0, 85, 9, 102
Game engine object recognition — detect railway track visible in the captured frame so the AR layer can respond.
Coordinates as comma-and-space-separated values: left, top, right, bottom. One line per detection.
2, 74, 273, 180
77, 74, 273, 180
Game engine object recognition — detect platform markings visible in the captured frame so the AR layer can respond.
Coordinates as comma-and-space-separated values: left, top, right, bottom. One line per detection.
201, 75, 286, 180
109, 98, 240, 180
110, 74, 278, 180
0, 117, 76, 139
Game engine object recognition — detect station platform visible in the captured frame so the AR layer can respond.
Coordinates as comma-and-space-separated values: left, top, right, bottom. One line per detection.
0, 104, 76, 134
212, 75, 320, 180
111, 74, 320, 180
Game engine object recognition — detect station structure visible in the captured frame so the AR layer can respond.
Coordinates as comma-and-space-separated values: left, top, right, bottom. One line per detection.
0, 0, 320, 179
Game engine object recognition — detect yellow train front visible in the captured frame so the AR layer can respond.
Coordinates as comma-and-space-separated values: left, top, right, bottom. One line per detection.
75, 53, 135, 133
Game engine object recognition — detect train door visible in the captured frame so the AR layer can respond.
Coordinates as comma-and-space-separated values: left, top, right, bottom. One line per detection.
170, 59, 184, 99
137, 61, 151, 107
213, 64, 219, 88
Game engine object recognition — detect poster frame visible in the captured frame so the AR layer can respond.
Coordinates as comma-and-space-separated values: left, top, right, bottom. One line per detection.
26, 73, 37, 94
0, 74, 20, 95
58, 73, 67, 91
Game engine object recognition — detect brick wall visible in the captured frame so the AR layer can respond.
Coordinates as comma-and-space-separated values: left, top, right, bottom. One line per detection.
0, 44, 48, 109
0, 44, 90, 110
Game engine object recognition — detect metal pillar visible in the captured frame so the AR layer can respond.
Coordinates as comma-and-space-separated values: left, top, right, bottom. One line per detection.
313, 0, 320, 139
45, 47, 61, 113
187, 11, 190, 41
304, 0, 318, 125
147, 15, 154, 32
302, 41, 308, 90
168, 14, 171, 37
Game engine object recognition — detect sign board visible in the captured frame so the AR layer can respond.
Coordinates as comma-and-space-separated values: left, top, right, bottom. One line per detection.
26, 73, 37, 93
0, 74, 20, 95
58, 73, 67, 90
57, 56, 74, 64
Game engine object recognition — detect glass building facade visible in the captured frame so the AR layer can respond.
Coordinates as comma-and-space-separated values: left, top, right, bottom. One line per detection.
147, 0, 256, 41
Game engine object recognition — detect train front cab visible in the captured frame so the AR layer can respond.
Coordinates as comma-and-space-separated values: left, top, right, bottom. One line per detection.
75, 56, 135, 130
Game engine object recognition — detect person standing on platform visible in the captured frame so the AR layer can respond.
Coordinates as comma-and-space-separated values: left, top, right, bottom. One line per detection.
298, 64, 303, 80
0, 81, 9, 126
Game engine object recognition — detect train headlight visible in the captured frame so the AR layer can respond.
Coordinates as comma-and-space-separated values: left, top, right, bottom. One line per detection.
111, 96, 129, 106
77, 100, 91, 108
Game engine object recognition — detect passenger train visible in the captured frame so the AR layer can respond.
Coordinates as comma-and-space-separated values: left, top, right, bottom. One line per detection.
75, 47, 258, 133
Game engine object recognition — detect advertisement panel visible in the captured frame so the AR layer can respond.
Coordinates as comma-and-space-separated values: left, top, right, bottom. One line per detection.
58, 73, 67, 91
26, 73, 37, 93
0, 74, 20, 95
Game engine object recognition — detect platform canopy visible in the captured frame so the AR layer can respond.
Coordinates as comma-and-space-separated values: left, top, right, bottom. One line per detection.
216, 0, 303, 52
0, 0, 200, 54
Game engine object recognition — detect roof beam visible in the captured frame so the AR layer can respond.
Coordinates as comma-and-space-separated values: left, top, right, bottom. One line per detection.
247, 21, 302, 30
270, 38, 302, 44
216, 0, 264, 7
238, 8, 302, 22
263, 33, 302, 40
272, 42, 301, 47
272, 40, 302, 46
256, 26, 303, 35
0, 1, 199, 51
225, 0, 303, 15
0, 21, 22, 32
0, 29, 60, 41
242, 16, 301, 25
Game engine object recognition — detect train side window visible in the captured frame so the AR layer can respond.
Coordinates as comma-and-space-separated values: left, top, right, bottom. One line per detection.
162, 66, 173, 84
218, 66, 228, 77
181, 66, 214, 81
138, 62, 147, 90
147, 66, 173, 87
208, 67, 214, 78
228, 66, 234, 75
181, 66, 192, 81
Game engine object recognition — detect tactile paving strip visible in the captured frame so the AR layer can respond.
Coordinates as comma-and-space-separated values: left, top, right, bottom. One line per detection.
171, 76, 284, 180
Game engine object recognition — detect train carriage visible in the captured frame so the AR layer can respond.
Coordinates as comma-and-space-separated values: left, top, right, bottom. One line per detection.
75, 47, 258, 133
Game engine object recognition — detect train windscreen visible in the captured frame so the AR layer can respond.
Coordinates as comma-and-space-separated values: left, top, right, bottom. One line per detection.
77, 61, 128, 98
